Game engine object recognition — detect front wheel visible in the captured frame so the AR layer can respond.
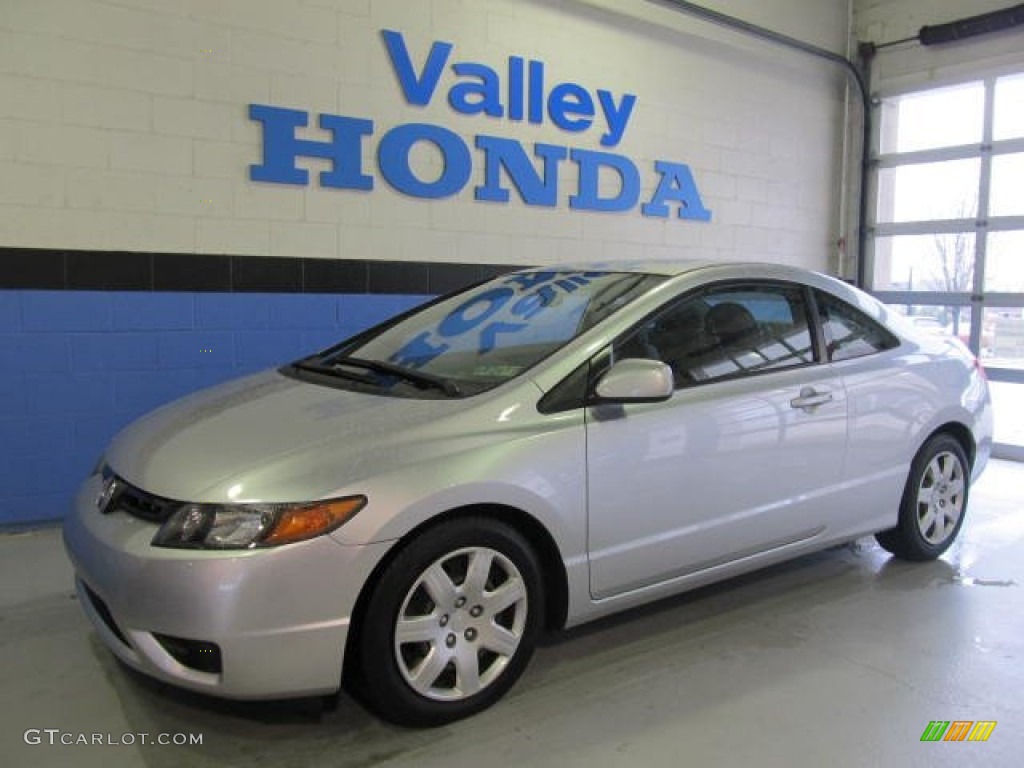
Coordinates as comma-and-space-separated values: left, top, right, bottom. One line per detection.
876, 434, 970, 561
352, 517, 543, 726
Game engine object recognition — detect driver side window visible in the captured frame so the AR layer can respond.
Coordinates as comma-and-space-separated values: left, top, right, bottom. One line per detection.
612, 282, 816, 388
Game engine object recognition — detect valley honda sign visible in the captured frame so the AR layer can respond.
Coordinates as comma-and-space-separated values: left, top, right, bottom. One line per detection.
248, 30, 712, 222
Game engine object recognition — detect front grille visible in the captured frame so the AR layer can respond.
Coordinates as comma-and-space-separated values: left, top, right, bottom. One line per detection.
81, 581, 131, 647
102, 474, 177, 523
115, 484, 176, 523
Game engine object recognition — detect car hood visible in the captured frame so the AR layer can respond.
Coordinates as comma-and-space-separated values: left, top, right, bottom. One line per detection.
105, 370, 508, 503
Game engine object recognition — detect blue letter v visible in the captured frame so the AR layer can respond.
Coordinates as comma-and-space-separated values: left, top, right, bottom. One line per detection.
381, 29, 452, 106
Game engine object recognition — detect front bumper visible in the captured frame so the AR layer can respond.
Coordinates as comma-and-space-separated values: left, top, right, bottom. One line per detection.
63, 474, 393, 700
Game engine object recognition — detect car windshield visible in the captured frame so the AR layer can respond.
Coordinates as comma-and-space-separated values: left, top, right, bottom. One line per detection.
295, 269, 665, 397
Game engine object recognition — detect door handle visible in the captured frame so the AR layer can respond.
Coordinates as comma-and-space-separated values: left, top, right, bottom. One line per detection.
790, 386, 833, 411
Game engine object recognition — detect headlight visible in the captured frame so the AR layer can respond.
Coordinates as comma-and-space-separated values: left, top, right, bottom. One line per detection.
151, 496, 367, 550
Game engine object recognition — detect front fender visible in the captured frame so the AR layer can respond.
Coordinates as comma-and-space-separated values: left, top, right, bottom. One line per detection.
328, 414, 588, 566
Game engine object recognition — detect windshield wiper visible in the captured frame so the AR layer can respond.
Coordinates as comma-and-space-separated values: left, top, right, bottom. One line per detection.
293, 360, 378, 386
328, 356, 462, 397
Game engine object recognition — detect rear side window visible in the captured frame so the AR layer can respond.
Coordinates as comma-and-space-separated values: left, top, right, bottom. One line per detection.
815, 290, 900, 362
613, 282, 815, 387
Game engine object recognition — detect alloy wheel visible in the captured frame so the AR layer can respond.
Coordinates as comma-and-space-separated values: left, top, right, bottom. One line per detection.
915, 450, 966, 545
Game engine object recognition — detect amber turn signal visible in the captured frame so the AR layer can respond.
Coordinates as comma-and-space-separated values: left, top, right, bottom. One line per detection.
261, 496, 368, 546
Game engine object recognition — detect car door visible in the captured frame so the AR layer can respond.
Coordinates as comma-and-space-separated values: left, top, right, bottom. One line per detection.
586, 281, 849, 599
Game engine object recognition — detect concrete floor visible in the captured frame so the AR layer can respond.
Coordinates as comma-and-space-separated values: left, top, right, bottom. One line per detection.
2, 461, 1022, 767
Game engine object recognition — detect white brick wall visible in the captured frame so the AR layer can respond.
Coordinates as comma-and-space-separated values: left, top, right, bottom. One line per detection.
107, 131, 191, 175
196, 218, 270, 255
270, 219, 338, 258
0, 74, 63, 123
0, 163, 65, 207
0, 0, 854, 270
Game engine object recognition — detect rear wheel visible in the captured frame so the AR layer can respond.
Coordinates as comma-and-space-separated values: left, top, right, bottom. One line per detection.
353, 517, 543, 726
876, 434, 969, 561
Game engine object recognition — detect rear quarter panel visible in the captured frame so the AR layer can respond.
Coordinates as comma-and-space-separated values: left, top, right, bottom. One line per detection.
834, 333, 991, 539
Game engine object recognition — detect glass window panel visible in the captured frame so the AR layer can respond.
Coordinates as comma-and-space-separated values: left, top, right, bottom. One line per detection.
342, 271, 664, 392
816, 290, 899, 361
985, 232, 1024, 293
879, 82, 984, 153
994, 73, 1024, 141
985, 307, 1024, 368
615, 283, 814, 388
990, 153, 1024, 216
873, 233, 976, 292
875, 159, 979, 223
988, 380, 1024, 448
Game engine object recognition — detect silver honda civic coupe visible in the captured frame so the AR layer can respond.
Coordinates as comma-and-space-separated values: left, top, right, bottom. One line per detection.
64, 261, 992, 725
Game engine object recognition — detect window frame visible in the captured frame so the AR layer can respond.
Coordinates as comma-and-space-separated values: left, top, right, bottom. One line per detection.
810, 288, 901, 363
868, 71, 1024, 384
595, 278, 823, 396
538, 279, 909, 415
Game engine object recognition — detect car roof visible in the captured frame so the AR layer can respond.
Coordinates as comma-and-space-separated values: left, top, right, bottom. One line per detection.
512, 259, 721, 277
509, 260, 882, 321
511, 259, 842, 282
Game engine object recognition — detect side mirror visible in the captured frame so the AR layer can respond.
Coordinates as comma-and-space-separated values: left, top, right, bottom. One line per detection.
593, 358, 674, 404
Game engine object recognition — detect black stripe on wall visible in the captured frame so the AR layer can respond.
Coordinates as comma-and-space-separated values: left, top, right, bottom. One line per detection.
0, 248, 522, 294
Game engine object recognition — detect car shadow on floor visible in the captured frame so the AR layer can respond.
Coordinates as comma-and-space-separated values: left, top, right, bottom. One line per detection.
95, 539, 885, 712
81, 535, 975, 768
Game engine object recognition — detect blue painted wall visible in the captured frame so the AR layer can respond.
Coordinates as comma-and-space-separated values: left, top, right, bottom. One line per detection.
0, 291, 431, 526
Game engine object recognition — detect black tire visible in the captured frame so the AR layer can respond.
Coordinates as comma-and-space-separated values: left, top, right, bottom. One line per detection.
351, 517, 544, 726
876, 434, 970, 561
